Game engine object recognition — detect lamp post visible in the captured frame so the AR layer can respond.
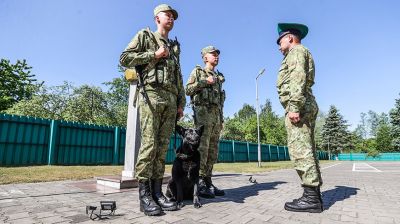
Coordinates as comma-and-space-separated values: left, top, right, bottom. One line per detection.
256, 68, 265, 167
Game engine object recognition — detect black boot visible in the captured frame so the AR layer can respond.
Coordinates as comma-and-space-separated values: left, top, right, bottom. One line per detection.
205, 176, 225, 196
198, 177, 215, 198
139, 180, 161, 216
151, 179, 178, 211
284, 186, 323, 213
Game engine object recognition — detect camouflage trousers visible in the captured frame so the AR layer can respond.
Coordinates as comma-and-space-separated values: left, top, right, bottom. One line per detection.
285, 107, 322, 187
194, 105, 222, 177
135, 89, 177, 180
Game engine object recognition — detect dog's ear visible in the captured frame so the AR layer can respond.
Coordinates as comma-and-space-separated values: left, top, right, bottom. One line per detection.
196, 125, 205, 136
175, 125, 185, 136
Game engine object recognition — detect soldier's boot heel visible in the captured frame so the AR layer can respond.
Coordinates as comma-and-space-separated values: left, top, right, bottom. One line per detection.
152, 179, 178, 211
198, 177, 215, 198
139, 180, 162, 216
205, 176, 225, 196
284, 186, 323, 213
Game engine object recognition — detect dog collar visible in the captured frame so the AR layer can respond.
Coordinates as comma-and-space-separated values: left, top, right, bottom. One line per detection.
176, 153, 191, 160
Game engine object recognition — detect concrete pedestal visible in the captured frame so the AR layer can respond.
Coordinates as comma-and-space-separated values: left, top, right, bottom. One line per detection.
97, 81, 140, 189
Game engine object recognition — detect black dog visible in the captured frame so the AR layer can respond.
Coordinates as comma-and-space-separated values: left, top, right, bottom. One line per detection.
166, 125, 204, 208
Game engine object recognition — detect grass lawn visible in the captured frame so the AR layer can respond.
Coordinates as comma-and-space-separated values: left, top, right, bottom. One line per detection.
0, 160, 335, 185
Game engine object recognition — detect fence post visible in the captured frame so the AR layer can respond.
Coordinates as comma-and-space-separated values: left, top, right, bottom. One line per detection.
113, 127, 120, 165
232, 140, 235, 163
268, 144, 272, 162
277, 146, 280, 161
284, 146, 287, 160
246, 142, 250, 162
48, 120, 58, 165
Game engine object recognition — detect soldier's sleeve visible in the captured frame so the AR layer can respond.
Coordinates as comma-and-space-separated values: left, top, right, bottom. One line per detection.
185, 67, 208, 96
286, 48, 307, 113
119, 30, 157, 68
177, 66, 186, 109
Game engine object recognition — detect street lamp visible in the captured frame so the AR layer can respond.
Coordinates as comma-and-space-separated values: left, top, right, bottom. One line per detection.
256, 68, 266, 167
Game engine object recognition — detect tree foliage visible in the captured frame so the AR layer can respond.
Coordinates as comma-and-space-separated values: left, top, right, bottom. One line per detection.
5, 82, 73, 119
0, 59, 42, 111
375, 122, 393, 152
351, 110, 396, 153
222, 100, 287, 145
390, 94, 400, 150
321, 105, 350, 155
6, 82, 118, 126
103, 74, 129, 126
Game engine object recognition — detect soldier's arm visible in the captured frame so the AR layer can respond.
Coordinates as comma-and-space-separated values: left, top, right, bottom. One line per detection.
119, 31, 157, 68
185, 67, 208, 96
177, 69, 186, 109
287, 48, 307, 113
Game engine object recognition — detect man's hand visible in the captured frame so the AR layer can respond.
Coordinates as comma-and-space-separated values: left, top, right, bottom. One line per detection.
206, 76, 215, 84
177, 107, 184, 120
155, 45, 169, 59
288, 112, 300, 124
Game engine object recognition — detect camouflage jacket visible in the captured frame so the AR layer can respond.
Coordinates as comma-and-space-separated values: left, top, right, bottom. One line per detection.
119, 29, 186, 109
277, 44, 317, 114
186, 66, 225, 108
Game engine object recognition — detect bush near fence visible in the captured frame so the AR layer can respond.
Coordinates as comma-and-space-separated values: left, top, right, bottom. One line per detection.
0, 114, 328, 166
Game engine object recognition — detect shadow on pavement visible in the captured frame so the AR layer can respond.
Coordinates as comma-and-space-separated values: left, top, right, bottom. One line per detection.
322, 185, 359, 210
212, 173, 244, 177
198, 181, 287, 205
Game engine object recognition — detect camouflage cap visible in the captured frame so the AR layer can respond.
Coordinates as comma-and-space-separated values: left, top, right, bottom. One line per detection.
154, 4, 178, 20
201, 46, 220, 57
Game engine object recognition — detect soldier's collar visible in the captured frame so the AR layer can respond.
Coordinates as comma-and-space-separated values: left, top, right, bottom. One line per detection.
204, 67, 217, 74
154, 31, 169, 42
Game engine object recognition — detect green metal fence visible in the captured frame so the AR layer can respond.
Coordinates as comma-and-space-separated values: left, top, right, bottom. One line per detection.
1, 114, 328, 166
336, 153, 400, 161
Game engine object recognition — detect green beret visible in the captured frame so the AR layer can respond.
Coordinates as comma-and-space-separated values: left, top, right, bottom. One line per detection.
154, 4, 178, 20
201, 46, 220, 57
276, 23, 308, 44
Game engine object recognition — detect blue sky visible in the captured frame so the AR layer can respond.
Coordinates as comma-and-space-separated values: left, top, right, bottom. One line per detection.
1, 0, 399, 129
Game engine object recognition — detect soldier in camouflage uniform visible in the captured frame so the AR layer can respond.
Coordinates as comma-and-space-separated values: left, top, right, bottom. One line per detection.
186, 46, 226, 198
276, 23, 323, 213
119, 4, 185, 216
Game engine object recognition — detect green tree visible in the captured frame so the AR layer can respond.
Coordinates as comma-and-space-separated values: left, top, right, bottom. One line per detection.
259, 99, 286, 145
375, 122, 393, 152
315, 111, 327, 150
4, 82, 73, 120
63, 85, 116, 125
367, 110, 380, 137
321, 105, 350, 157
0, 59, 42, 111
103, 74, 130, 127
354, 112, 368, 140
237, 104, 256, 121
348, 131, 364, 152
222, 104, 256, 141
390, 94, 400, 150
221, 100, 287, 145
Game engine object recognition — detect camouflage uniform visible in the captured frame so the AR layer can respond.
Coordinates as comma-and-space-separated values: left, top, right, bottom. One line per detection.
120, 29, 186, 181
186, 66, 225, 177
277, 44, 322, 187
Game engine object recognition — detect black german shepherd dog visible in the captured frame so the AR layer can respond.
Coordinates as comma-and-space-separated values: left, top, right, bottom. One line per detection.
166, 125, 204, 208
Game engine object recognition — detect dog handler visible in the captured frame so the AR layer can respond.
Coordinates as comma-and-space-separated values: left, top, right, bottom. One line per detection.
186, 46, 226, 198
276, 23, 323, 213
119, 4, 185, 216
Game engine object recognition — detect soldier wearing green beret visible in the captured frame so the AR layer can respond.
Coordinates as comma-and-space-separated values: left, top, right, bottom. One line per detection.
276, 23, 323, 213
186, 46, 226, 198
119, 4, 185, 216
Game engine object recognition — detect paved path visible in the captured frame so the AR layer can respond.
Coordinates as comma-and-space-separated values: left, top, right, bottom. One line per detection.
1, 162, 400, 224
